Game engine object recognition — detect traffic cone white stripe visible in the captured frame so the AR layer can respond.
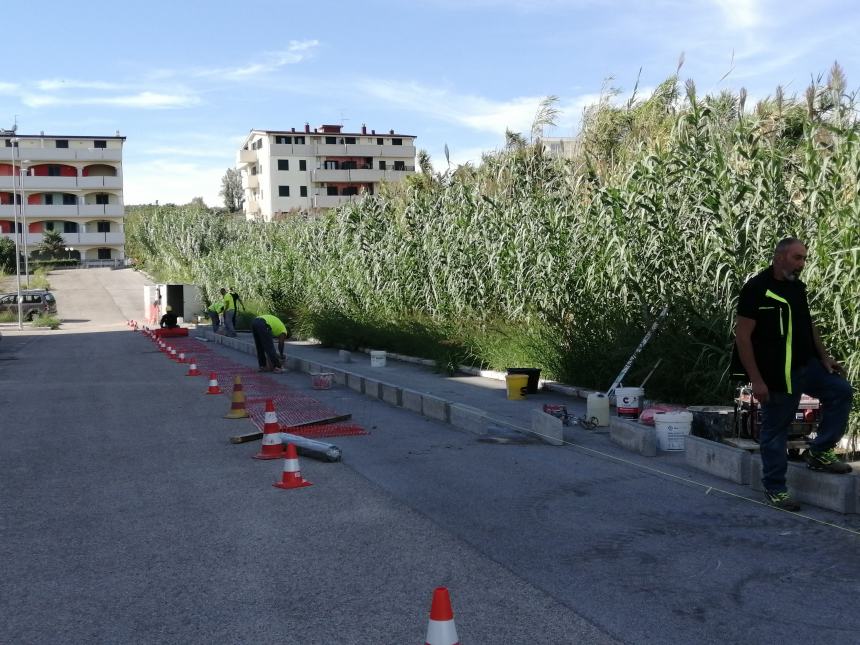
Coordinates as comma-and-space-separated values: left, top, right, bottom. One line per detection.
425, 620, 459, 645
261, 433, 280, 447
284, 457, 299, 471
264, 410, 277, 424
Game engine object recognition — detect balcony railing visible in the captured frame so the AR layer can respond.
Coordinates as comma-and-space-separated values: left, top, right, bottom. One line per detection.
0, 147, 122, 162
0, 231, 125, 246
0, 175, 123, 191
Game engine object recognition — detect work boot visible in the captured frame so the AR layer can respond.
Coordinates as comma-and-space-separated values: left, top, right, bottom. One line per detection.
805, 448, 853, 474
764, 490, 801, 512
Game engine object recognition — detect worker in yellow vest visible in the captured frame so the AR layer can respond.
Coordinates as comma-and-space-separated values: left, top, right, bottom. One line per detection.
219, 287, 237, 337
251, 314, 288, 373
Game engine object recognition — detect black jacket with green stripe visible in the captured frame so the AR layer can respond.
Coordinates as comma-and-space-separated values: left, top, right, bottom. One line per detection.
731, 266, 817, 394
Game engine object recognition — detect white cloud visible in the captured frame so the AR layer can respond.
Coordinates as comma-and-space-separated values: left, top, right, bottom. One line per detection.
193, 40, 320, 81
0, 82, 19, 94
22, 90, 199, 109
711, 0, 763, 30
35, 79, 129, 91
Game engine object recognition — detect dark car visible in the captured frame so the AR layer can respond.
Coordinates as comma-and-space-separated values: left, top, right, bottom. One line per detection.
0, 290, 58, 321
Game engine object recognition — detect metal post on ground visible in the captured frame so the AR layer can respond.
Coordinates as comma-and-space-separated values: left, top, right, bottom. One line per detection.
20, 160, 29, 287
10, 137, 23, 329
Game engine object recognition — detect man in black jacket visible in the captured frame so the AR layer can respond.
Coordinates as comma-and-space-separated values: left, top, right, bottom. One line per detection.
733, 237, 853, 511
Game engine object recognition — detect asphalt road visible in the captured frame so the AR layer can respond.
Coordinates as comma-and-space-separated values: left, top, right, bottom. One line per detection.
2, 268, 860, 644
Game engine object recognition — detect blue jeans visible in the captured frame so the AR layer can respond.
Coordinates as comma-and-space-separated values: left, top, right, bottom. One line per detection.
223, 310, 236, 337
209, 311, 220, 334
759, 359, 854, 493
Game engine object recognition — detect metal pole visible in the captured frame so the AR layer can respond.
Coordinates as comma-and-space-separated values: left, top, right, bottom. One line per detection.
20, 161, 29, 286
10, 138, 23, 329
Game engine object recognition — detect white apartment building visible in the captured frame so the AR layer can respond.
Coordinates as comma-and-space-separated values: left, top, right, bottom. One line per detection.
237, 124, 416, 221
0, 132, 126, 263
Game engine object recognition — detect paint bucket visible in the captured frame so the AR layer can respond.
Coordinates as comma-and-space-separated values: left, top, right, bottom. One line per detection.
370, 350, 386, 367
311, 372, 333, 390
615, 387, 644, 418
654, 410, 693, 451
506, 368, 541, 394
586, 392, 610, 427
505, 374, 529, 400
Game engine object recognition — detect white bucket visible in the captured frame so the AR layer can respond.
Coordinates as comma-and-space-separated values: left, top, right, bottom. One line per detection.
586, 392, 610, 427
370, 350, 386, 368
654, 410, 693, 451
311, 372, 333, 390
615, 387, 644, 419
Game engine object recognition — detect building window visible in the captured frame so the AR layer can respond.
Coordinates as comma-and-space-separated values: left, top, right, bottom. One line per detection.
278, 159, 289, 171
95, 193, 109, 205
377, 138, 384, 145
5, 139, 18, 147
97, 220, 111, 233
327, 186, 337, 196
325, 136, 336, 144
56, 140, 69, 148
250, 165, 257, 176
48, 164, 61, 177
394, 160, 406, 171
63, 194, 77, 205
295, 136, 305, 144
299, 160, 307, 171
97, 248, 112, 260
44, 194, 54, 205
345, 137, 356, 144
379, 160, 387, 170
64, 222, 78, 233
278, 185, 290, 197
45, 221, 54, 231
342, 186, 358, 196
275, 136, 292, 144
324, 160, 338, 170
94, 140, 107, 149
300, 186, 307, 197
392, 138, 403, 145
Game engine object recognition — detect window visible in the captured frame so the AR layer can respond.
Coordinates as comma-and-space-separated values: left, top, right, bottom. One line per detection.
95, 193, 109, 205
379, 160, 387, 170
294, 136, 305, 144
394, 161, 406, 171
377, 138, 384, 145
327, 186, 338, 196
278, 159, 289, 171
325, 136, 336, 144
342, 186, 358, 196
48, 165, 61, 177
64, 222, 78, 233
56, 140, 69, 148
345, 137, 356, 144
63, 194, 77, 205
300, 186, 307, 197
299, 160, 306, 171
324, 160, 339, 170
5, 139, 18, 147
97, 221, 111, 233
275, 136, 292, 144
392, 138, 403, 145
97, 248, 112, 260
44, 194, 54, 205
94, 140, 107, 149
45, 221, 54, 231
278, 185, 290, 197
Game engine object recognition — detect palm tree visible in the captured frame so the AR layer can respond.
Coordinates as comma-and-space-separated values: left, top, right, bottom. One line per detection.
39, 229, 65, 259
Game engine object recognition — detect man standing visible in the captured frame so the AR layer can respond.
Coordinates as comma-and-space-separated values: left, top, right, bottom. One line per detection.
251, 314, 288, 373
733, 237, 853, 511
220, 287, 237, 337
208, 299, 224, 335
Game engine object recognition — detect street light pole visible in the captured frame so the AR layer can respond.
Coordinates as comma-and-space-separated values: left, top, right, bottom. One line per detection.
20, 160, 29, 286
10, 137, 23, 329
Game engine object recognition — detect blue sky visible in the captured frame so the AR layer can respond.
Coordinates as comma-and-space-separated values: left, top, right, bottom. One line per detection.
2, 0, 857, 206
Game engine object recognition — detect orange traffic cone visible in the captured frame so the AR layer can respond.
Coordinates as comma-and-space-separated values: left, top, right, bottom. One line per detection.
205, 372, 222, 395
273, 443, 312, 489
254, 399, 284, 460
224, 375, 249, 418
424, 587, 459, 645
186, 358, 201, 376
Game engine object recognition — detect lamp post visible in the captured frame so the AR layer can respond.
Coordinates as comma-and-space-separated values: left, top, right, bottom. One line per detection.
19, 159, 30, 286
10, 137, 23, 329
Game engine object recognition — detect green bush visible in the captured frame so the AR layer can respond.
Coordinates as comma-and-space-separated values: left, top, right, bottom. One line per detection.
31, 314, 61, 330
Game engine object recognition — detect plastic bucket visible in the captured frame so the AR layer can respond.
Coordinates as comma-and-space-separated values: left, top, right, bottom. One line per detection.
370, 350, 386, 367
311, 372, 333, 390
616, 387, 644, 419
586, 392, 610, 427
506, 368, 541, 394
505, 374, 529, 400
654, 411, 693, 451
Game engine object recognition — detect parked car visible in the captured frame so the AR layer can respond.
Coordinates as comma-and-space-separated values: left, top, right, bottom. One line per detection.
0, 290, 58, 321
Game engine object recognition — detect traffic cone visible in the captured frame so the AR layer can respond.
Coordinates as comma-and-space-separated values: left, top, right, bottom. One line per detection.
273, 443, 312, 489
170, 348, 179, 361
186, 358, 201, 377
424, 587, 459, 645
254, 399, 284, 460
224, 375, 249, 418
178, 351, 187, 363
205, 372, 222, 395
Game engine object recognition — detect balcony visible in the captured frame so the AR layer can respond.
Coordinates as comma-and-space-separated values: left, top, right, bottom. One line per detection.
243, 175, 259, 189
310, 168, 411, 183
0, 175, 123, 191
0, 231, 126, 247
0, 147, 122, 163
237, 149, 256, 165
79, 204, 124, 217
313, 195, 360, 209
74, 149, 122, 162
78, 176, 122, 189
312, 169, 350, 182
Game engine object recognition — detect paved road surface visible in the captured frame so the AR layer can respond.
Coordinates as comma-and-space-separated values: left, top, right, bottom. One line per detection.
2, 268, 859, 644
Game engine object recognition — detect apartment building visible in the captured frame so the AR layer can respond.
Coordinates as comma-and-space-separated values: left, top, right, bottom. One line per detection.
0, 132, 126, 264
237, 124, 416, 221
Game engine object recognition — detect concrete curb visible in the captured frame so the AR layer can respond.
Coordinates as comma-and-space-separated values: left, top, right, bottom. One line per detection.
609, 416, 657, 457
685, 435, 751, 485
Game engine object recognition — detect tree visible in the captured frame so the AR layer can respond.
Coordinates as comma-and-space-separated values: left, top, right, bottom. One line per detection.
0, 237, 15, 273
188, 197, 207, 210
220, 168, 244, 212
39, 230, 65, 259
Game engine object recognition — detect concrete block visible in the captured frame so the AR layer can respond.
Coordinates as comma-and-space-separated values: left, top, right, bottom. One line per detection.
750, 459, 856, 513
609, 417, 657, 457
421, 395, 449, 423
381, 383, 401, 406
347, 373, 364, 394
685, 435, 751, 485
402, 388, 423, 413
338, 350, 352, 363
450, 404, 488, 434
331, 369, 347, 385
531, 409, 564, 446
285, 357, 301, 371
364, 378, 381, 400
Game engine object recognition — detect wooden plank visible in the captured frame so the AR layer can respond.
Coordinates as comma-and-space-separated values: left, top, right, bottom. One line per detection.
229, 412, 352, 444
